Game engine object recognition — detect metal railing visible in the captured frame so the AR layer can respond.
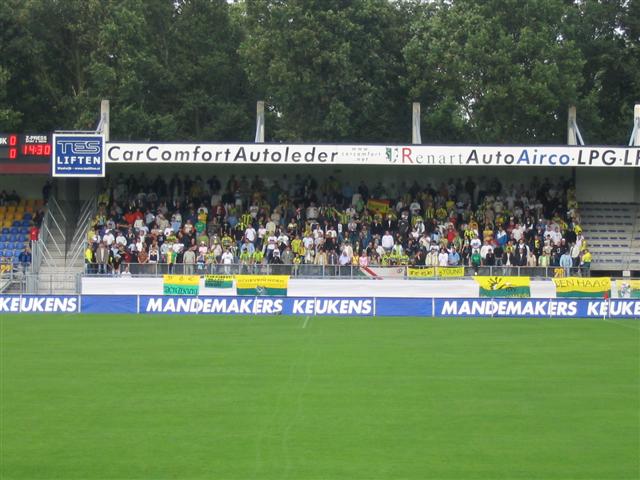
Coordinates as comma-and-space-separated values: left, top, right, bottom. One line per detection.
0, 261, 28, 293
31, 196, 66, 273
15, 272, 81, 295
82, 263, 593, 279
67, 197, 97, 267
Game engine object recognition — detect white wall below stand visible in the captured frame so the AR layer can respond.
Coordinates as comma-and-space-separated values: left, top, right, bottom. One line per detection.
82, 277, 558, 298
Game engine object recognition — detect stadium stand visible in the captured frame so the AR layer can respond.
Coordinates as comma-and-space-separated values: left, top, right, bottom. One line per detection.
83, 173, 591, 277
0, 197, 42, 266
581, 202, 640, 271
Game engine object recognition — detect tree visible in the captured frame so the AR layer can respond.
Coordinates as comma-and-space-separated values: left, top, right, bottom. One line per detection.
240, 0, 410, 142
170, 0, 254, 141
404, 0, 585, 144
565, 0, 640, 144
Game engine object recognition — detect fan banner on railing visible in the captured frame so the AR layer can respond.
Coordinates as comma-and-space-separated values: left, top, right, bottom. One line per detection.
553, 277, 611, 298
617, 280, 640, 298
618, 280, 640, 298
474, 276, 531, 298
408, 267, 465, 278
358, 266, 406, 278
204, 275, 234, 289
366, 199, 390, 214
235, 275, 289, 296
163, 275, 200, 295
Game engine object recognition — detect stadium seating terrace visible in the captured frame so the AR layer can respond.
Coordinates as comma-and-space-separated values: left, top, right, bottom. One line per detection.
0, 192, 44, 269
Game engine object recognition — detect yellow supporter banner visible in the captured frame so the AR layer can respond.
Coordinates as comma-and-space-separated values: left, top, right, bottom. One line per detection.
204, 275, 234, 288
367, 199, 390, 214
474, 276, 531, 298
163, 275, 200, 286
553, 277, 611, 298
408, 267, 465, 278
235, 275, 289, 296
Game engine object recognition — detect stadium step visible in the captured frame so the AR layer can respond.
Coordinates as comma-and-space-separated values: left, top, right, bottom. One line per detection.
581, 202, 639, 271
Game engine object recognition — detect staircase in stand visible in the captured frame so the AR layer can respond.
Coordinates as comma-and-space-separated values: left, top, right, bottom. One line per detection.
30, 197, 94, 294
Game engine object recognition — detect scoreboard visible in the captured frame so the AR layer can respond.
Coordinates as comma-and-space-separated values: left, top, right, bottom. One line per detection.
0, 133, 52, 174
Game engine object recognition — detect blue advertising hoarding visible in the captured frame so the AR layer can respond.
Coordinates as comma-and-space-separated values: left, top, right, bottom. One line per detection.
51, 134, 105, 177
1, 295, 638, 318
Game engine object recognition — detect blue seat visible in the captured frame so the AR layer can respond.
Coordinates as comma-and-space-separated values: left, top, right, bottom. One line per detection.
12, 220, 20, 227
21, 233, 29, 241
22, 213, 32, 221
9, 227, 18, 234
21, 220, 30, 227
1, 228, 8, 234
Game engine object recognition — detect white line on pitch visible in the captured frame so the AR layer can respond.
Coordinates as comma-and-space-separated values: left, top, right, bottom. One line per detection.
302, 316, 310, 329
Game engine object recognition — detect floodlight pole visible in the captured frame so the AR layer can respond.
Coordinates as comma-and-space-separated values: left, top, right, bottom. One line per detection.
567, 106, 584, 146
99, 99, 110, 141
255, 100, 265, 143
629, 104, 640, 146
412, 102, 422, 145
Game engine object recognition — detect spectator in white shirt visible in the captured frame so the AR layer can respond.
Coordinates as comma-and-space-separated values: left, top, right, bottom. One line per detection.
115, 232, 127, 247
438, 247, 449, 267
480, 241, 493, 260
381, 231, 394, 251
103, 230, 115, 246
245, 226, 256, 243
306, 202, 319, 220
512, 224, 525, 242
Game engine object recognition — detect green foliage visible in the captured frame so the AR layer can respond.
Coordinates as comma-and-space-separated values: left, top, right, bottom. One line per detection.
240, 0, 411, 142
404, 0, 585, 143
0, 0, 637, 143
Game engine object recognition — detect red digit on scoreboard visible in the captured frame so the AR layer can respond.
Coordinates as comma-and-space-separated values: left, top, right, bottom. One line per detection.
9, 148, 17, 159
9, 135, 17, 146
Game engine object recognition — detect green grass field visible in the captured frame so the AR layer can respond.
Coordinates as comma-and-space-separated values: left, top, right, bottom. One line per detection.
1, 314, 638, 480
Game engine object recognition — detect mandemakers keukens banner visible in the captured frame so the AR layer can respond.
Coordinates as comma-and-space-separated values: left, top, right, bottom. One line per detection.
105, 143, 640, 168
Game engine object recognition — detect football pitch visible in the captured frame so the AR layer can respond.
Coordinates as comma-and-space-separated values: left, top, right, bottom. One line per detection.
1, 314, 638, 479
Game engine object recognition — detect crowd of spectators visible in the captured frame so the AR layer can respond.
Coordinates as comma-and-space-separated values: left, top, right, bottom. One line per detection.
85, 173, 591, 276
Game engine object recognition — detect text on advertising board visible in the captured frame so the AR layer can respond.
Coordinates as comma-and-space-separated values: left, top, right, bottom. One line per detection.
106, 143, 640, 167
52, 134, 105, 177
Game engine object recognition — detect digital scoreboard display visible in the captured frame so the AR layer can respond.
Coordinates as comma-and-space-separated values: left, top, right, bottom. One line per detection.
0, 133, 52, 174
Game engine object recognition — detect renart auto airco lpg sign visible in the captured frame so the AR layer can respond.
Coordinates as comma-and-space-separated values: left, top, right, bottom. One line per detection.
105, 143, 640, 167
